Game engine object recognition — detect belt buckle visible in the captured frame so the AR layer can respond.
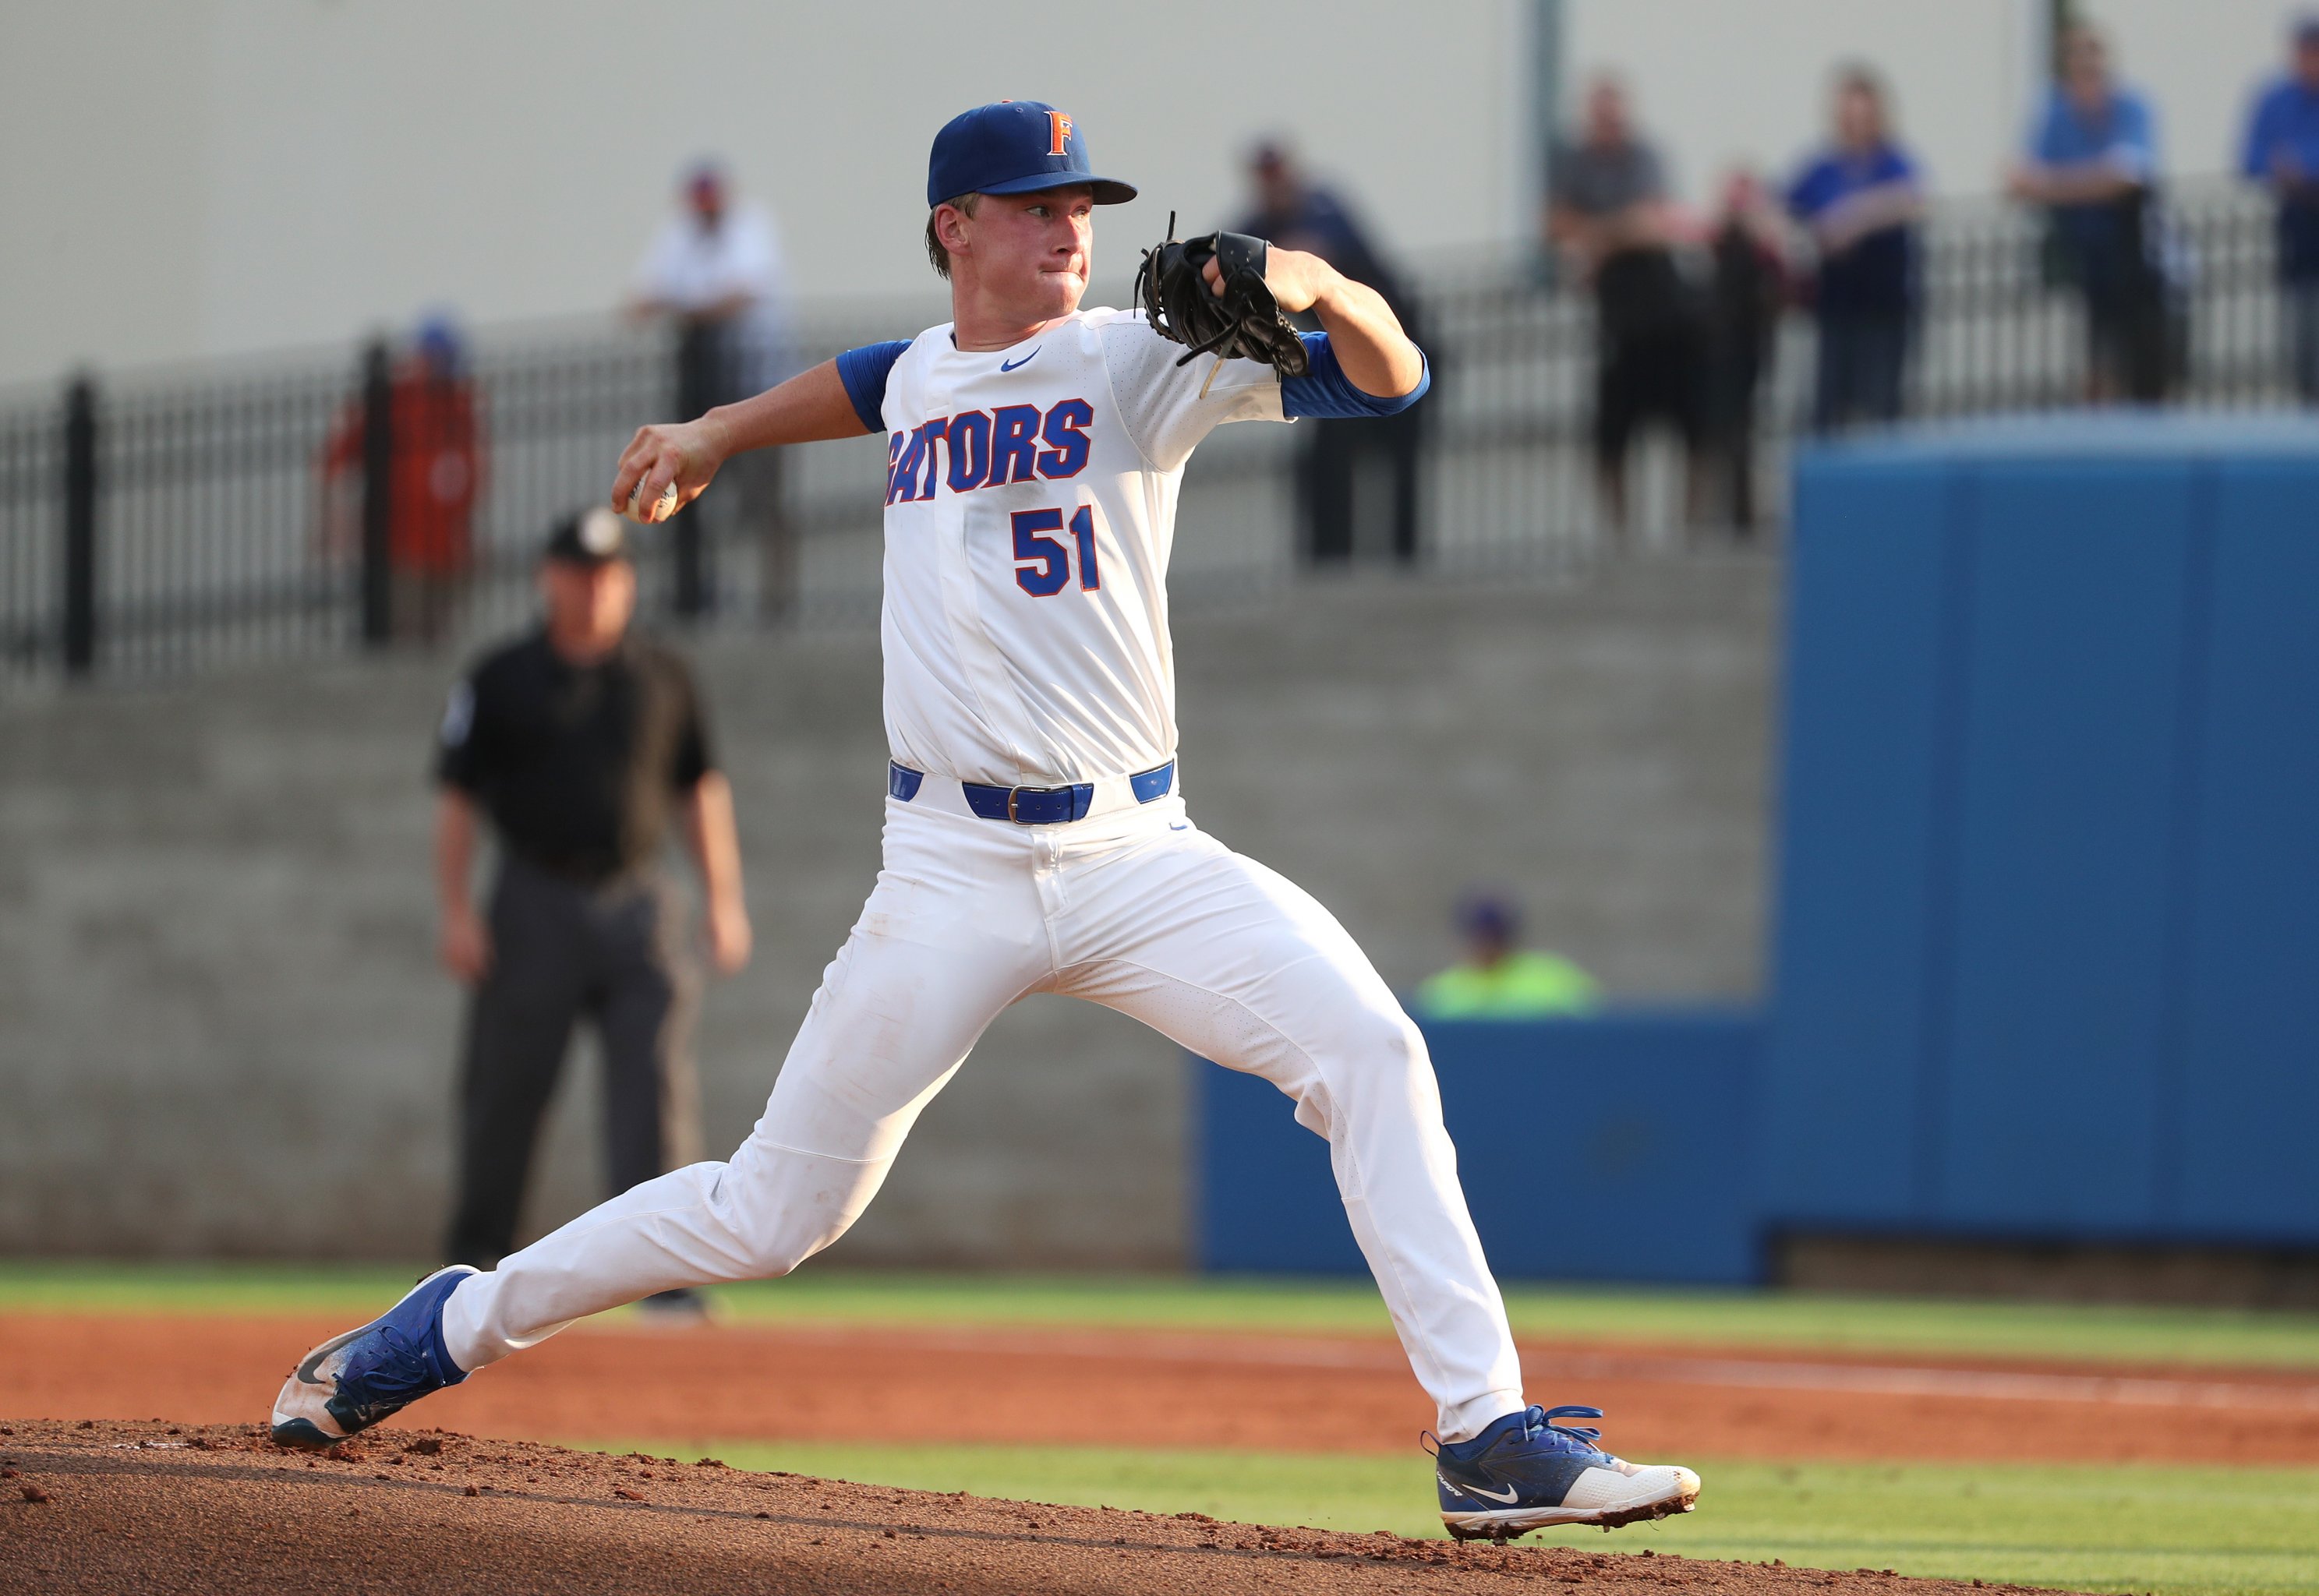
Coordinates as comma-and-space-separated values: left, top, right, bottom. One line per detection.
1007, 786, 1024, 824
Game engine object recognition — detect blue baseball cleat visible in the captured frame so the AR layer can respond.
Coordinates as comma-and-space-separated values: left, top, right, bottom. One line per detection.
270, 1265, 476, 1449
1431, 1404, 1701, 1540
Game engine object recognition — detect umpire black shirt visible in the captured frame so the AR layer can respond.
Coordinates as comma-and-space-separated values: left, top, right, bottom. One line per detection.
437, 629, 713, 884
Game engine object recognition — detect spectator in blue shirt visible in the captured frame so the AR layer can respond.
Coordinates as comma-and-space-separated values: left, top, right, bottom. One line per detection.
1236, 141, 1425, 565
2239, 16, 2319, 400
1788, 65, 1924, 432
2007, 26, 2172, 403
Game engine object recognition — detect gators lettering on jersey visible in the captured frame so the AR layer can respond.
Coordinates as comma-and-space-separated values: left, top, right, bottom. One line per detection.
836, 309, 1426, 789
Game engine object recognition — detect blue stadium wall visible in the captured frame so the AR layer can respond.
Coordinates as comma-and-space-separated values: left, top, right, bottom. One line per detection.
1197, 415, 2319, 1281
1195, 1015, 1764, 1284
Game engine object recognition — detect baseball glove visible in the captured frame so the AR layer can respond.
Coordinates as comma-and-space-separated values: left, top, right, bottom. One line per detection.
1135, 216, 1310, 379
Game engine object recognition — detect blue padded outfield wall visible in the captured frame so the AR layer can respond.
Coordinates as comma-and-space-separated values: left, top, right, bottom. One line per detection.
1196, 1015, 1764, 1284
1763, 415, 2319, 1248
1200, 415, 2319, 1282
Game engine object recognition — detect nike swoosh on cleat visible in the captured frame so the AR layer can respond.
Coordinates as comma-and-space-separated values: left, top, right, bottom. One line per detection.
999, 348, 1040, 372
293, 1328, 359, 1384
1462, 1481, 1522, 1504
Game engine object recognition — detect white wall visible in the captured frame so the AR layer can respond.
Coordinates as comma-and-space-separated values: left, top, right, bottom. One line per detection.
0, 0, 1526, 387
0, 0, 2301, 388
1566, 0, 2296, 205
3, 3, 217, 388
1566, 0, 2027, 203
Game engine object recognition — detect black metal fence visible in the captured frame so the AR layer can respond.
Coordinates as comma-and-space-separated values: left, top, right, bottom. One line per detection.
1, 179, 2308, 689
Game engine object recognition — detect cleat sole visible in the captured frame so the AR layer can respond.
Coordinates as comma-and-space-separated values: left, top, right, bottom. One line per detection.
1443, 1481, 1700, 1541
269, 1418, 338, 1451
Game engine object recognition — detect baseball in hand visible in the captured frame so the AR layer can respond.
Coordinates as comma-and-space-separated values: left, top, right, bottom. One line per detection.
627, 479, 680, 524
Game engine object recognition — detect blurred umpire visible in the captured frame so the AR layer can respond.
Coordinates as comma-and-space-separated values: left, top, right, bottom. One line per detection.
433, 507, 752, 1303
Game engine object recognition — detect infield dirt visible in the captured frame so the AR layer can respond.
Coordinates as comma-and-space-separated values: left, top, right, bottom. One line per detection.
1, 1420, 2048, 1596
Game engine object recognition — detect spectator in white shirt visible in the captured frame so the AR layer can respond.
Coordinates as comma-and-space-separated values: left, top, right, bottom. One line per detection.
632, 161, 790, 399
629, 161, 797, 617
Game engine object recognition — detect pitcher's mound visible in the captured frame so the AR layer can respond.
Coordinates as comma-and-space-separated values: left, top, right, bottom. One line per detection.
1, 1420, 2041, 1595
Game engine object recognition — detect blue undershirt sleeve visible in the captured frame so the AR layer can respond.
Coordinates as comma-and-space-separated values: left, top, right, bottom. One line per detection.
1279, 330, 1430, 420
835, 340, 912, 433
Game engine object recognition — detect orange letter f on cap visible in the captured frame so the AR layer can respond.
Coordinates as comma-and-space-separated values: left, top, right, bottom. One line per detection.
1048, 111, 1073, 156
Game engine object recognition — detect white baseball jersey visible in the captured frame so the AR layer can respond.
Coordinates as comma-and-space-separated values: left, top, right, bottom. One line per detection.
429, 305, 1530, 1449
866, 308, 1287, 788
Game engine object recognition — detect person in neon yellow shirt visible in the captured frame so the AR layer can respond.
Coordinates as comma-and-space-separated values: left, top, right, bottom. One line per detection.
1414, 892, 1601, 1019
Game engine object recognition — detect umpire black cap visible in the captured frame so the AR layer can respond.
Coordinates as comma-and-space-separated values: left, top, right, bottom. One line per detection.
544, 507, 631, 566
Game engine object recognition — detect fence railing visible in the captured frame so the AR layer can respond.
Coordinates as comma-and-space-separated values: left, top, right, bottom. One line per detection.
0, 178, 2306, 688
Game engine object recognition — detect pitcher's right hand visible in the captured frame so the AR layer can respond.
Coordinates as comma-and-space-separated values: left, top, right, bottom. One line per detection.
611, 418, 726, 524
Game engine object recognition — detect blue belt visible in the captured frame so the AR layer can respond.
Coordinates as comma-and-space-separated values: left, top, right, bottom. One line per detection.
888, 760, 1175, 824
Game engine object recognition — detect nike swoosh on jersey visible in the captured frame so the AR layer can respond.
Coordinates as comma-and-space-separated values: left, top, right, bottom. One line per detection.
999, 348, 1041, 372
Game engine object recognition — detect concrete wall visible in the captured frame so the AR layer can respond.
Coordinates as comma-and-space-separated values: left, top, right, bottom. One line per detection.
0, 0, 1529, 387
5, 0, 2300, 387
0, 555, 1775, 1263
1569, 0, 2295, 206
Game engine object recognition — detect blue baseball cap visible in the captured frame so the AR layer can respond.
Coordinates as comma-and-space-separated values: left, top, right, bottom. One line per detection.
1455, 891, 1521, 944
926, 101, 1137, 208
412, 311, 464, 373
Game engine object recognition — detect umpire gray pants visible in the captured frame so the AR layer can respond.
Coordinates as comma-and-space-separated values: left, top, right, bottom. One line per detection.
446, 855, 702, 1268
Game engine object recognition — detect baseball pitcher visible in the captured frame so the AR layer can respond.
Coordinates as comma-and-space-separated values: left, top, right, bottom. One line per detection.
272, 101, 1700, 1541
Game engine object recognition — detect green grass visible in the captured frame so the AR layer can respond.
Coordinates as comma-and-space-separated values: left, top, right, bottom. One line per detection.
0, 1260, 426, 1317
571, 1439, 2319, 1596
6, 1262, 2319, 1370
6, 1262, 2314, 1591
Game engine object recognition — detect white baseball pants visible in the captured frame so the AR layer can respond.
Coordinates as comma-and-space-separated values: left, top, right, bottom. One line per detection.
440, 786, 1526, 1441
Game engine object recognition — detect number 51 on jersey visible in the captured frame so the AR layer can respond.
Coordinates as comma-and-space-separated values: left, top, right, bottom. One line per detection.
1010, 505, 1101, 596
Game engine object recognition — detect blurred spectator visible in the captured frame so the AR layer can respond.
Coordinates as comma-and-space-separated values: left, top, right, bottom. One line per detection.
320, 314, 485, 644
2008, 26, 2173, 404
1235, 140, 1425, 564
631, 160, 798, 616
1413, 892, 1600, 1021
434, 509, 751, 1312
2239, 16, 2319, 401
1549, 76, 1709, 536
1787, 65, 1925, 432
632, 158, 791, 418
1702, 169, 1789, 535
